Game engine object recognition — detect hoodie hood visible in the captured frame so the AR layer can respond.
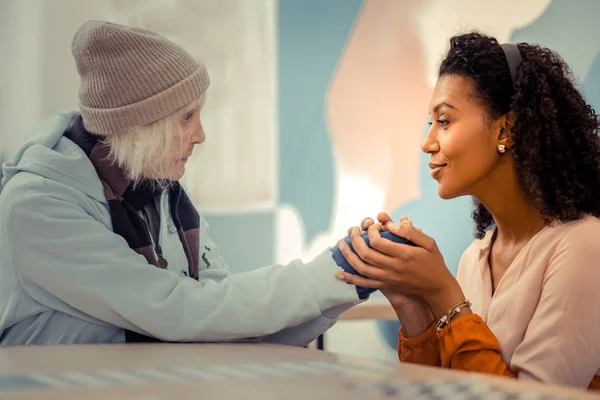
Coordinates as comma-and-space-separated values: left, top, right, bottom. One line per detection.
0, 111, 107, 204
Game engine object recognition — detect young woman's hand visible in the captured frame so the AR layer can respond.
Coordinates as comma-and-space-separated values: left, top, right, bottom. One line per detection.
338, 214, 464, 319
341, 214, 435, 336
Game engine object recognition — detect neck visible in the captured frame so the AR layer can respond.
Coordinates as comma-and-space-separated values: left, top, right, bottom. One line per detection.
473, 164, 546, 245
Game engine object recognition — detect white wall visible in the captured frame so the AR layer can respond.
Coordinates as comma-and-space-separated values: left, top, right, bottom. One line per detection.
0, 0, 109, 162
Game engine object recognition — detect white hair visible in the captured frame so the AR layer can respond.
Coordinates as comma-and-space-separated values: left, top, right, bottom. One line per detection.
102, 96, 205, 187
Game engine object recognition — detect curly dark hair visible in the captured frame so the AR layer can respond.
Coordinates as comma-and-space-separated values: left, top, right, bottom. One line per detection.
438, 32, 600, 239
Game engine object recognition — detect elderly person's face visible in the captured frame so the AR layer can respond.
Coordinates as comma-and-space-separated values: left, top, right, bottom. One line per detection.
168, 103, 206, 181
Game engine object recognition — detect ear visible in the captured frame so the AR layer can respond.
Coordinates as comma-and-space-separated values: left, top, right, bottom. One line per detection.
495, 112, 515, 149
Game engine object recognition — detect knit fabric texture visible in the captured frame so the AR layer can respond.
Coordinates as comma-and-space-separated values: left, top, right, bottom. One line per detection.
72, 20, 210, 136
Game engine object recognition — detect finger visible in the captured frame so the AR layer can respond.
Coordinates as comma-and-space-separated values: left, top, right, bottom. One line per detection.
370, 222, 383, 232
387, 222, 437, 251
367, 222, 385, 248
365, 224, 415, 260
377, 212, 394, 229
335, 270, 385, 289
400, 217, 422, 233
360, 217, 374, 231
377, 212, 393, 222
350, 227, 397, 270
377, 212, 393, 226
401, 215, 418, 228
337, 234, 388, 280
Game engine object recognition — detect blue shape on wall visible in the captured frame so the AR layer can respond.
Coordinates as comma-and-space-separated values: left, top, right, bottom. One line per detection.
510, 0, 600, 81
278, 0, 363, 243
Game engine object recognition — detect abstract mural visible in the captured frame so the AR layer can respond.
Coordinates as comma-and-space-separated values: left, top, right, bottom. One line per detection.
2, 0, 599, 358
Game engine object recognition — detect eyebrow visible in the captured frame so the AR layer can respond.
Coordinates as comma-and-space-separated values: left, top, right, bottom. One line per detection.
431, 102, 458, 114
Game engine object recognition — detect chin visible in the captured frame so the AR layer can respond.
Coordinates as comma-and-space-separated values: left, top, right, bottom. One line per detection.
169, 168, 185, 181
437, 184, 460, 200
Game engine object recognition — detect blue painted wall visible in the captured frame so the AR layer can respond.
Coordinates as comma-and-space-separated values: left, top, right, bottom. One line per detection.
278, 0, 363, 243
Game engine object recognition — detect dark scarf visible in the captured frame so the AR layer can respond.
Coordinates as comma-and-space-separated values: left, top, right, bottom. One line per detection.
66, 115, 200, 342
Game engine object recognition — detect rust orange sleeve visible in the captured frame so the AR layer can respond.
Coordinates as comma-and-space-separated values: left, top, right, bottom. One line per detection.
397, 322, 440, 367
398, 314, 600, 389
437, 313, 515, 377
398, 314, 515, 377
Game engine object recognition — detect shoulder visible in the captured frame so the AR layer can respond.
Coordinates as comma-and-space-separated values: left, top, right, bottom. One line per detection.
1, 173, 109, 236
552, 214, 600, 242
2, 173, 88, 212
546, 215, 600, 264
513, 216, 600, 282
0, 172, 50, 212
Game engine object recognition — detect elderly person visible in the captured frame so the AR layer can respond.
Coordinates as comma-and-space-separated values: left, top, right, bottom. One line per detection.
0, 21, 367, 345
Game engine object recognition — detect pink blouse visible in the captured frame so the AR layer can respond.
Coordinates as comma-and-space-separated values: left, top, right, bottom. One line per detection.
457, 215, 600, 387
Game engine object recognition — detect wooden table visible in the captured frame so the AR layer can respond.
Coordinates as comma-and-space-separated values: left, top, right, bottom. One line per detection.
0, 343, 596, 399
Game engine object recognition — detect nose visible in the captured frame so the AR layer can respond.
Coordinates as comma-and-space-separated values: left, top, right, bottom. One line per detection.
421, 124, 439, 155
191, 121, 206, 145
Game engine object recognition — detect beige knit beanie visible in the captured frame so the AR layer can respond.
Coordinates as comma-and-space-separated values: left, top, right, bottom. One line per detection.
71, 20, 210, 136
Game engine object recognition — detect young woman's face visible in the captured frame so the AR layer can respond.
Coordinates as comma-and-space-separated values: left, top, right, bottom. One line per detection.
168, 104, 206, 181
421, 74, 506, 199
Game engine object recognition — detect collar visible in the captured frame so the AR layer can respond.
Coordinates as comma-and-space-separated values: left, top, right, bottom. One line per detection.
477, 229, 496, 261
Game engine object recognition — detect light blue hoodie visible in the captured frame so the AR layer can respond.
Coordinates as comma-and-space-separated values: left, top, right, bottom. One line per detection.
0, 112, 361, 346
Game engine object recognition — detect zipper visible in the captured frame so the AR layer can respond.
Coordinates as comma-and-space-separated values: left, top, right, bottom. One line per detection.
155, 244, 168, 269
141, 207, 168, 269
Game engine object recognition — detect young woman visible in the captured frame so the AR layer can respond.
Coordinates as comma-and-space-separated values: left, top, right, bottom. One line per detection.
336, 32, 600, 389
0, 21, 365, 346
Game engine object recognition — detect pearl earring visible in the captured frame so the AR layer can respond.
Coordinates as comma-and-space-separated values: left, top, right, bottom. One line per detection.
498, 144, 506, 153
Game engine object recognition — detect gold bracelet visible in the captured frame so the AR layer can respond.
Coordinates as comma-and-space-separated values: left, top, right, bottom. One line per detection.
435, 300, 472, 334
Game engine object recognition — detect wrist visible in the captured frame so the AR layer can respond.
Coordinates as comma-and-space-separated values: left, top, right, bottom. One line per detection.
391, 300, 434, 338
426, 280, 468, 320
390, 298, 429, 315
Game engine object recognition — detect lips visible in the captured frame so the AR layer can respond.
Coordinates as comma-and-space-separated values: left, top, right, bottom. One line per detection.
429, 162, 447, 179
